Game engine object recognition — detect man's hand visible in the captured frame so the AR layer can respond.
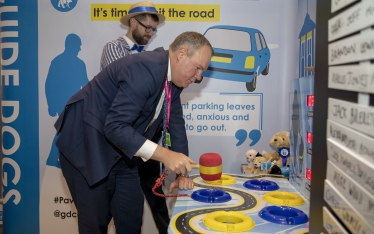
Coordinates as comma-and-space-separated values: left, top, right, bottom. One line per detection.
152, 146, 196, 174
162, 153, 195, 174
168, 177, 194, 193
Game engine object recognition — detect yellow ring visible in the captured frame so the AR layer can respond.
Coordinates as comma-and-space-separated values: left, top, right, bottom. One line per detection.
203, 174, 236, 185
262, 191, 305, 206
199, 164, 222, 175
203, 211, 255, 232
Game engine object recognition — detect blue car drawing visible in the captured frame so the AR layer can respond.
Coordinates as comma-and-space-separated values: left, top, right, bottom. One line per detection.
202, 25, 271, 92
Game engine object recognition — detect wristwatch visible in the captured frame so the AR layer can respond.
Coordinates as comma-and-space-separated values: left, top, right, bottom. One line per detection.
176, 173, 190, 179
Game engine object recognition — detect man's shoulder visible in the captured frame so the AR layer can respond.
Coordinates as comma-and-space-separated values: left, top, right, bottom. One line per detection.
105, 37, 127, 47
138, 47, 168, 65
146, 47, 167, 58
109, 47, 167, 67
153, 47, 165, 52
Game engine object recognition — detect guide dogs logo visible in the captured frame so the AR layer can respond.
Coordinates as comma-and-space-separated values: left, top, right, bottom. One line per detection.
51, 0, 77, 12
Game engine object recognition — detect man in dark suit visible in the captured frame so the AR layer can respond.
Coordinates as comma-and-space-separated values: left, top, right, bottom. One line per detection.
100, 2, 172, 232
54, 31, 213, 234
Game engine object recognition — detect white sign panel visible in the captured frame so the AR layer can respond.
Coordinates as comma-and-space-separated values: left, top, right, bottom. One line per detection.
331, 0, 359, 13
323, 206, 349, 234
324, 180, 373, 234
327, 138, 374, 194
328, 98, 374, 137
328, 30, 374, 65
327, 120, 374, 164
328, 64, 374, 93
326, 160, 374, 229
329, 1, 374, 42
181, 93, 261, 136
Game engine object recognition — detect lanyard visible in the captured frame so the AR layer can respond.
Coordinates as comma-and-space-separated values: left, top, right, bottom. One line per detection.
164, 77, 172, 129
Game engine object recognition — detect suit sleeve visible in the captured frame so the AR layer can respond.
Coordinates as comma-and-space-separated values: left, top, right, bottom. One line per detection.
103, 60, 164, 158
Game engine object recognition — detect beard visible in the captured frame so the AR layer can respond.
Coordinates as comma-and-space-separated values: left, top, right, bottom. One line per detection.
132, 26, 151, 45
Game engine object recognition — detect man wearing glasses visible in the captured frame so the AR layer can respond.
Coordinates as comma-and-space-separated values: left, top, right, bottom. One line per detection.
100, 2, 193, 234
100, 1, 162, 70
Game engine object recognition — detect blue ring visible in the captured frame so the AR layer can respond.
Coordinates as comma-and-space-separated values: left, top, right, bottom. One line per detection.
243, 179, 279, 191
259, 206, 309, 225
191, 189, 231, 203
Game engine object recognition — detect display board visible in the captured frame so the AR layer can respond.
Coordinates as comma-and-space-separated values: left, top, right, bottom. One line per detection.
310, 0, 374, 233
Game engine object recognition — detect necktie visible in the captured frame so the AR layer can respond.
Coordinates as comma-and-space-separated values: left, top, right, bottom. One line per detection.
131, 44, 144, 52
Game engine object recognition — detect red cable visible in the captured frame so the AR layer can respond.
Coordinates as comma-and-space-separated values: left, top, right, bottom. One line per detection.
152, 172, 190, 198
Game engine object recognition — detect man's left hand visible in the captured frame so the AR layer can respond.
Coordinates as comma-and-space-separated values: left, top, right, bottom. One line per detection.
168, 177, 194, 193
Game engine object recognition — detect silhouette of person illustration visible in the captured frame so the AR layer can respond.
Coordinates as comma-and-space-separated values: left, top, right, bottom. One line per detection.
45, 33, 89, 168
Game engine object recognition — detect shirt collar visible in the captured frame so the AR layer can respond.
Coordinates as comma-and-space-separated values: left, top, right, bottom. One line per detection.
122, 35, 134, 48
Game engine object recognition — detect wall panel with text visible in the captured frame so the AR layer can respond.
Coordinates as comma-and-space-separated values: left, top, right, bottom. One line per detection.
310, 0, 374, 233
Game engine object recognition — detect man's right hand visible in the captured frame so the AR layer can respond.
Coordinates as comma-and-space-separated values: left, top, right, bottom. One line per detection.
162, 152, 195, 174
152, 145, 196, 174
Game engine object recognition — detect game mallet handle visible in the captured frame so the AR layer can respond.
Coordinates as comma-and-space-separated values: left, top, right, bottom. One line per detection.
191, 164, 200, 169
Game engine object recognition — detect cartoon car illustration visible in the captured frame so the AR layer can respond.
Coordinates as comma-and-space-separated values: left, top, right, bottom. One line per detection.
202, 25, 271, 92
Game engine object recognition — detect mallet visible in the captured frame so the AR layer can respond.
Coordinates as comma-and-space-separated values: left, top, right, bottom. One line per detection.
191, 152, 222, 181
152, 153, 223, 198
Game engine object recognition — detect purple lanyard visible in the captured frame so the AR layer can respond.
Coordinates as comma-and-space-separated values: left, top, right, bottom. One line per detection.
164, 77, 172, 129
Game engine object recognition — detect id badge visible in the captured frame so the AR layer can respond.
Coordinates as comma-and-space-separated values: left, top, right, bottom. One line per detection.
165, 132, 171, 147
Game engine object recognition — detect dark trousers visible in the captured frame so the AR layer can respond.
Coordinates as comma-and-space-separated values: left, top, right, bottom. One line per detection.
136, 157, 170, 234
60, 154, 144, 234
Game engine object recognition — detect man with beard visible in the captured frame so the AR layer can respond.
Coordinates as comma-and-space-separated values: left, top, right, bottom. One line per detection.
100, 1, 162, 70
100, 2, 194, 234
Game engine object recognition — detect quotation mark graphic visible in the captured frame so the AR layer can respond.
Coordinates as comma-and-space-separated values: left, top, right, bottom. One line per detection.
235, 129, 261, 146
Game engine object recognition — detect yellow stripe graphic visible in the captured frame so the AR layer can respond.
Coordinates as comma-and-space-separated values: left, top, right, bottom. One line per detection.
211, 56, 231, 63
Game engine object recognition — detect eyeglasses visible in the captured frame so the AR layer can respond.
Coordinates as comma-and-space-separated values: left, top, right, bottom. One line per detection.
135, 19, 157, 33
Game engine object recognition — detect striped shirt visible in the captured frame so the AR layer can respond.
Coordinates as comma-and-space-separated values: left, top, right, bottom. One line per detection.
100, 35, 139, 70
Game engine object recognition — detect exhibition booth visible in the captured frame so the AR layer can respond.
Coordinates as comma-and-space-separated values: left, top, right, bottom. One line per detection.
1, 0, 373, 233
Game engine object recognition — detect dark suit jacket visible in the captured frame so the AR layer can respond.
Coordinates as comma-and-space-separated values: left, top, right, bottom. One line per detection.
55, 47, 188, 186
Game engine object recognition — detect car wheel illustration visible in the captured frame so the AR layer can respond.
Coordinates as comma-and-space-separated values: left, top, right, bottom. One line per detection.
246, 73, 257, 92
261, 62, 270, 75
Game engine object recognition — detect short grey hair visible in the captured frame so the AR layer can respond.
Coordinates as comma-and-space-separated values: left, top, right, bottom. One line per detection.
170, 31, 213, 57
